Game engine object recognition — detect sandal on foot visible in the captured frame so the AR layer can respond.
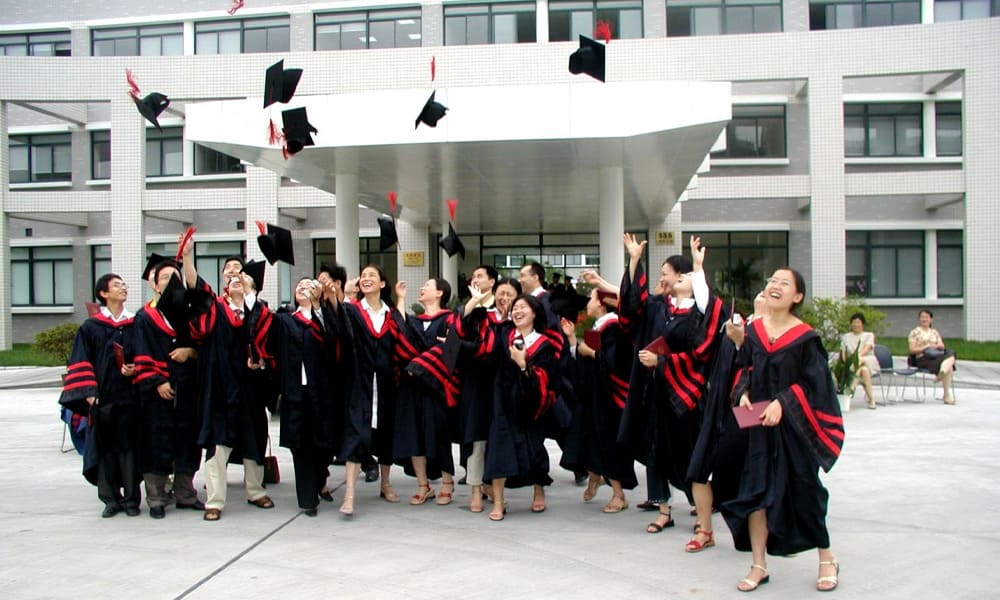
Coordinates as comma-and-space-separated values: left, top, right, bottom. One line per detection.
410, 484, 435, 505
737, 564, 769, 592
531, 499, 547, 513
636, 500, 660, 511
469, 486, 484, 513
685, 528, 715, 553
488, 505, 507, 521
247, 496, 275, 509
435, 481, 454, 506
340, 486, 355, 516
602, 497, 628, 514
379, 483, 400, 503
203, 508, 221, 522
646, 512, 674, 533
817, 559, 839, 592
583, 476, 603, 502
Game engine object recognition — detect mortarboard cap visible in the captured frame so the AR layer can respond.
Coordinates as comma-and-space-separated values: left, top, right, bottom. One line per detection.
156, 272, 189, 326
438, 222, 465, 259
241, 260, 266, 291
263, 59, 303, 108
550, 293, 589, 321
257, 222, 295, 266
132, 92, 170, 131
568, 35, 606, 83
281, 107, 317, 155
142, 252, 172, 282
377, 217, 398, 252
415, 91, 448, 129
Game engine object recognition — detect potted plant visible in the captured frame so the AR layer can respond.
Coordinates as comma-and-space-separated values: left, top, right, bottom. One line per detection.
830, 340, 861, 413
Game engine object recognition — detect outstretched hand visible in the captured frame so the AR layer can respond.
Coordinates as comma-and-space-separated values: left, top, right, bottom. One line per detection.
690, 235, 705, 270
623, 233, 647, 263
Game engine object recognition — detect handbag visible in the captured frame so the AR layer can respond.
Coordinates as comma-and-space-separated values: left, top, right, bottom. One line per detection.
263, 436, 280, 485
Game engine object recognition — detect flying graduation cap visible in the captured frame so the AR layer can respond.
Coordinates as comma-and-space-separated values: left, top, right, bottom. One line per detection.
240, 259, 266, 292
281, 107, 318, 156
263, 59, 303, 108
438, 198, 465, 259
377, 191, 400, 252
256, 221, 295, 265
415, 91, 448, 129
568, 35, 606, 83
126, 69, 170, 131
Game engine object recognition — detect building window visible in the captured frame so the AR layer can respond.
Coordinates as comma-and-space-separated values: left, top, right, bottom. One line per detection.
9, 134, 71, 184
711, 105, 786, 158
846, 231, 924, 298
549, 0, 643, 42
844, 103, 922, 157
146, 128, 183, 177
445, 3, 537, 45
194, 241, 246, 295
935, 101, 962, 156
0, 31, 71, 56
194, 144, 245, 175
810, 0, 921, 29
91, 245, 113, 297
196, 17, 290, 54
11, 246, 74, 306
681, 231, 788, 301
936, 230, 963, 298
934, 0, 998, 20
313, 238, 397, 284
91, 131, 112, 180
92, 24, 183, 56
315, 9, 422, 50
668, 0, 782, 36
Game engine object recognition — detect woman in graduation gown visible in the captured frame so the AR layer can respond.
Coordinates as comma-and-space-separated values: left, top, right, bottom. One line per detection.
722, 268, 844, 593
393, 277, 460, 506
617, 234, 726, 534
482, 293, 561, 521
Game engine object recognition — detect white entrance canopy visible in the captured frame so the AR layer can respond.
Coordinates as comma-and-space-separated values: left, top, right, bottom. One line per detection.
185, 80, 731, 232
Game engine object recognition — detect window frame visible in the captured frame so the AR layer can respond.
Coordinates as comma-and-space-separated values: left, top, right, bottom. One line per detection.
195, 17, 291, 54
0, 31, 71, 56
548, 0, 644, 43
444, 2, 538, 45
10, 246, 75, 307
314, 8, 423, 51
846, 231, 925, 298
809, 0, 922, 30
91, 131, 112, 180
936, 230, 963, 298
934, 101, 963, 157
194, 144, 246, 176
844, 102, 924, 158
91, 24, 183, 56
933, 0, 999, 20
8, 133, 72, 184
711, 104, 787, 159
667, 0, 784, 36
145, 127, 184, 178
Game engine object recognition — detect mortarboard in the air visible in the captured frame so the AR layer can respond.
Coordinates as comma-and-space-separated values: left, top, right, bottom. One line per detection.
568, 35, 606, 83
241, 259, 266, 291
133, 92, 171, 131
550, 293, 589, 321
256, 222, 295, 266
377, 216, 398, 252
263, 59, 303, 108
415, 91, 448, 129
438, 222, 465, 259
281, 107, 318, 155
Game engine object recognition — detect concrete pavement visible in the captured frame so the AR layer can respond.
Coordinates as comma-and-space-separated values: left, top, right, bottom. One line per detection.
1, 383, 998, 599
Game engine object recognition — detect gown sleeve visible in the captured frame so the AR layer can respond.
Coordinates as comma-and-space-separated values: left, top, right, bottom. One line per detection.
59, 322, 98, 415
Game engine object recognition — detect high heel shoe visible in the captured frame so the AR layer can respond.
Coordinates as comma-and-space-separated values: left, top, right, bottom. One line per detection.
737, 564, 769, 592
435, 481, 454, 506
339, 486, 355, 516
817, 558, 839, 592
379, 483, 400, 503
410, 483, 435, 505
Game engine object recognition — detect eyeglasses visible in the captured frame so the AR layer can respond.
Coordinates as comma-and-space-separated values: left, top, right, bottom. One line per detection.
110, 282, 128, 290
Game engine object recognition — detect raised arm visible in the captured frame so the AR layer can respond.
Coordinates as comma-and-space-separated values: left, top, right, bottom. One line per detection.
623, 233, 647, 283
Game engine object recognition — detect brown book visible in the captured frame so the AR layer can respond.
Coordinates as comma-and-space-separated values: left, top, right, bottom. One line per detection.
583, 329, 601, 352
731, 401, 772, 429
643, 336, 670, 356
112, 342, 125, 370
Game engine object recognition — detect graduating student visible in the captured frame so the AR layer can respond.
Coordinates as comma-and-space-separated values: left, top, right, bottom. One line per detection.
393, 277, 460, 506
59, 273, 140, 518
617, 234, 725, 535
722, 268, 844, 593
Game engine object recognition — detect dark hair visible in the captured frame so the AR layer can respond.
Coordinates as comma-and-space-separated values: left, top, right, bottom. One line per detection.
663, 254, 693, 275
493, 277, 522, 295
850, 312, 866, 325
431, 277, 452, 306
522, 261, 545, 282
153, 261, 179, 284
551, 273, 562, 283
222, 256, 245, 269
474, 265, 499, 282
357, 264, 394, 305
919, 309, 934, 319
513, 293, 544, 331
319, 262, 348, 287
773, 267, 807, 313
94, 273, 122, 306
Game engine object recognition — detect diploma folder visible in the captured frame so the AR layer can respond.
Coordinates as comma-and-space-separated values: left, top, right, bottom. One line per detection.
583, 330, 601, 352
643, 336, 670, 356
731, 401, 772, 429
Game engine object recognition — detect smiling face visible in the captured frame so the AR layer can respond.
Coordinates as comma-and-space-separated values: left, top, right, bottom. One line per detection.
226, 275, 245, 300
358, 266, 386, 297
764, 269, 803, 314
471, 267, 495, 294
850, 317, 865, 334
100, 277, 128, 306
659, 263, 681, 295
222, 259, 243, 283
495, 283, 518, 315
294, 278, 314, 308
918, 310, 933, 328
511, 298, 536, 331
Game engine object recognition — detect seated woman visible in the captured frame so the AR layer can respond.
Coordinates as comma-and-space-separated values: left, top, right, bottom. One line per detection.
840, 312, 879, 409
907, 309, 957, 405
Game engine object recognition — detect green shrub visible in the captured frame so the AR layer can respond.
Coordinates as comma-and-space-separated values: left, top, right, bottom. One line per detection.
799, 297, 886, 353
33, 323, 79, 364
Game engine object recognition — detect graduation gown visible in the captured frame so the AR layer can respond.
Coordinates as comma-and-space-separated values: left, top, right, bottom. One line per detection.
133, 304, 203, 475
722, 319, 845, 556
483, 326, 559, 488
58, 313, 138, 485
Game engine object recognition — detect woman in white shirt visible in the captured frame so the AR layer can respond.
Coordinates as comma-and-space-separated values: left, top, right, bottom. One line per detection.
840, 312, 878, 409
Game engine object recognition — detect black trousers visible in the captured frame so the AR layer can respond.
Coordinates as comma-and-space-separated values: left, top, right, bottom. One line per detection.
97, 447, 140, 509
291, 445, 334, 510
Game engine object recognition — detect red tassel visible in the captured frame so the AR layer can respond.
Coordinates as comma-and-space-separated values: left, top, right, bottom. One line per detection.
281, 145, 290, 160
226, 0, 245, 16
176, 226, 197, 260
387, 191, 398, 214
267, 120, 282, 145
595, 20, 612, 43
446, 198, 458, 222
431, 57, 436, 82
256, 221, 266, 236
125, 68, 141, 99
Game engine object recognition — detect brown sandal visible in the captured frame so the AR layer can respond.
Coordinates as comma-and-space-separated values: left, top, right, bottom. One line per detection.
203, 508, 221, 521
435, 481, 454, 506
410, 484, 435, 505
247, 496, 275, 509
602, 496, 628, 513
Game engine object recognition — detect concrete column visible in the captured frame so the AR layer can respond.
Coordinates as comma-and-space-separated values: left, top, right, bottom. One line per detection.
397, 219, 430, 299
422, 3, 444, 47
644, 0, 667, 39
962, 62, 1000, 340
599, 166, 625, 285
537, 0, 550, 43
245, 166, 281, 304
289, 10, 314, 53
0, 102, 12, 349
438, 220, 458, 291
924, 230, 937, 300
70, 25, 90, 57
807, 74, 846, 300
183, 21, 195, 55
647, 203, 683, 292
923, 100, 936, 157
335, 171, 360, 279
109, 96, 145, 301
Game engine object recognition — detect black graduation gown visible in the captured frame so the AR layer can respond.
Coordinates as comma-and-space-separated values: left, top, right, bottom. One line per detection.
394, 310, 458, 478
271, 309, 341, 453
59, 313, 138, 485
617, 262, 725, 498
722, 320, 846, 556
190, 297, 271, 464
483, 326, 559, 488
133, 304, 203, 475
